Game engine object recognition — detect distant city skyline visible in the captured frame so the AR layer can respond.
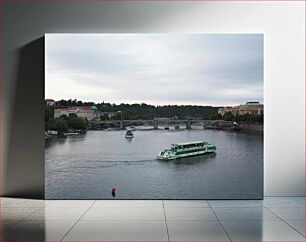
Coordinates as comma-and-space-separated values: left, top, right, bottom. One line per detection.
46, 33, 263, 106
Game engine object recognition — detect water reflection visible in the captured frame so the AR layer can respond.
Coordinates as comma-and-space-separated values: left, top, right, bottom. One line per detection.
159, 153, 217, 166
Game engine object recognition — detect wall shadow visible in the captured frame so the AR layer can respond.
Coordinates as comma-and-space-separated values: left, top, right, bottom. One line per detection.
1, 218, 46, 241
4, 37, 45, 199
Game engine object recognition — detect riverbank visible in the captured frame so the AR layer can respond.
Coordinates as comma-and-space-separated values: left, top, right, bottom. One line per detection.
240, 124, 263, 132
45, 129, 88, 139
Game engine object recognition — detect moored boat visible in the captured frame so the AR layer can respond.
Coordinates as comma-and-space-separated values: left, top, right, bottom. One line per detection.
47, 130, 59, 135
157, 141, 216, 160
63, 132, 83, 136
203, 125, 217, 130
230, 121, 241, 131
63, 129, 87, 136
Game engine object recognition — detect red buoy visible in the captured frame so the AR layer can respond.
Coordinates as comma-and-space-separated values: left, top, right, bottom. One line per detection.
112, 188, 116, 197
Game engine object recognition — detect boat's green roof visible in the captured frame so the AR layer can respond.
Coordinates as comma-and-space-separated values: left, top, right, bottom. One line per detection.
172, 141, 207, 146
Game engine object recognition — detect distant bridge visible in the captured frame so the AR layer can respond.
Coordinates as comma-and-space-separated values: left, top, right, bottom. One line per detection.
90, 118, 234, 130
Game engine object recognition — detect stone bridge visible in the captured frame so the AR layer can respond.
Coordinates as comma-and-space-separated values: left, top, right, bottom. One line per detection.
90, 118, 234, 130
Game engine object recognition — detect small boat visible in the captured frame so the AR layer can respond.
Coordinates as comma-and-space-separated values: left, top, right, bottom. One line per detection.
157, 141, 216, 160
231, 122, 241, 131
63, 129, 87, 136
203, 125, 217, 130
47, 130, 58, 135
164, 126, 169, 130
75, 129, 88, 134
63, 132, 82, 136
125, 129, 134, 138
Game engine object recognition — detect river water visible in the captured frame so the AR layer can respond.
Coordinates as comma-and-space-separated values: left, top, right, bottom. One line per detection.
45, 127, 263, 199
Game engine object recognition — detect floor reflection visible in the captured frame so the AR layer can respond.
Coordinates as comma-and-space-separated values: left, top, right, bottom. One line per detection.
0, 197, 304, 241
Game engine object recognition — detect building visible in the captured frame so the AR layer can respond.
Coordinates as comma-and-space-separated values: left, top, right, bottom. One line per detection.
218, 106, 239, 116
54, 106, 96, 120
218, 102, 263, 117
45, 99, 55, 106
238, 102, 264, 115
76, 108, 95, 120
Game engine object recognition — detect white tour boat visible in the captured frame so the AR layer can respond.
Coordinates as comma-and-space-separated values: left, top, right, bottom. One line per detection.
157, 141, 216, 160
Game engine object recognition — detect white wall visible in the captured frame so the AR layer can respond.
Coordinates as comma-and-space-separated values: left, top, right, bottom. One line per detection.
150, 1, 305, 196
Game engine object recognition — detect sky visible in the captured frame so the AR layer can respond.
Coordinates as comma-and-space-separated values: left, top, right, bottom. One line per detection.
45, 33, 263, 106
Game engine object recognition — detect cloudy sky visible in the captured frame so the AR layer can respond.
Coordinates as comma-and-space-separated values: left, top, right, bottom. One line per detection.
45, 33, 263, 106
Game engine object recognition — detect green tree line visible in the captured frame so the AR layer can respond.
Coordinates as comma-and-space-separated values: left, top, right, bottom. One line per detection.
46, 99, 263, 125
98, 103, 221, 120
222, 112, 263, 123
50, 99, 222, 120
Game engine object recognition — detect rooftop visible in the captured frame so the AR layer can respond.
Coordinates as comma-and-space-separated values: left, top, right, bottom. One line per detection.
172, 141, 207, 147
246, 101, 261, 105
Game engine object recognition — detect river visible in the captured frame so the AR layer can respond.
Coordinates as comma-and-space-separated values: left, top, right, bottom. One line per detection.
45, 127, 263, 199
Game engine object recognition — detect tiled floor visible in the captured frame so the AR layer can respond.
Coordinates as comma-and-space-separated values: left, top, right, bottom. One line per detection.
0, 197, 304, 241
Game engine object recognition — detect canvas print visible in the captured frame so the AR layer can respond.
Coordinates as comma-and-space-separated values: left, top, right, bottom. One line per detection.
45, 34, 263, 199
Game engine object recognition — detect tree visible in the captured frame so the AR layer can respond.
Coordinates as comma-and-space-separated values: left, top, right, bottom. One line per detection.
55, 118, 68, 133
223, 112, 235, 121
67, 114, 88, 130
45, 106, 54, 123
100, 114, 110, 121
59, 114, 68, 120
68, 113, 78, 118
69, 117, 87, 130
113, 113, 122, 120
46, 118, 56, 131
